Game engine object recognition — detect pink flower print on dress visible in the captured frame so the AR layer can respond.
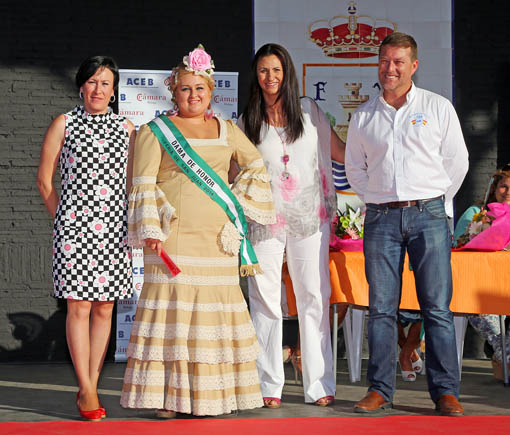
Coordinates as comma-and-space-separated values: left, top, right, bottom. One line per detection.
98, 242, 105, 250
65, 260, 75, 269
86, 128, 92, 135
99, 154, 107, 163
100, 203, 109, 213
87, 257, 98, 270
64, 291, 77, 300
95, 139, 106, 151
105, 128, 111, 134
88, 169, 99, 179
270, 213, 287, 235
66, 153, 77, 169
96, 185, 111, 200
111, 258, 119, 265
110, 170, 118, 179
65, 208, 77, 222
78, 190, 84, 198
122, 288, 128, 295
122, 122, 128, 130
320, 169, 330, 196
279, 174, 299, 202
112, 113, 118, 119
94, 272, 110, 288
90, 219, 106, 235
61, 241, 75, 257
83, 207, 90, 216
100, 294, 107, 301
65, 129, 70, 137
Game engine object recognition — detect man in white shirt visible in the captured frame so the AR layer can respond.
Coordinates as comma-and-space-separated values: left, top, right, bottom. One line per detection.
345, 32, 468, 416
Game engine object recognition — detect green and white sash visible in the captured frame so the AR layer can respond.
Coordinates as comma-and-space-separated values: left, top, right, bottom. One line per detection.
147, 115, 261, 276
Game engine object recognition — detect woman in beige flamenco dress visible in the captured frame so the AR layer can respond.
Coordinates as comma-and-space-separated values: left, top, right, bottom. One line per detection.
120, 46, 275, 417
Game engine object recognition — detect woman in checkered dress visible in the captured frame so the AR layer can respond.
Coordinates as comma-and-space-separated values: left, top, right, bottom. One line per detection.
37, 56, 136, 421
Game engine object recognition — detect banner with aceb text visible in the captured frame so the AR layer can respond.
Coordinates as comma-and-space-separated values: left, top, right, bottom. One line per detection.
114, 69, 239, 361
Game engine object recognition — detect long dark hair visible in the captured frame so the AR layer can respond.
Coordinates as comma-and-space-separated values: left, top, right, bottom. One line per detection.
485, 165, 510, 205
242, 43, 304, 145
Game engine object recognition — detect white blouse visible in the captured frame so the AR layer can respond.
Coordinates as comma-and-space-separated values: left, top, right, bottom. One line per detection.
239, 97, 336, 243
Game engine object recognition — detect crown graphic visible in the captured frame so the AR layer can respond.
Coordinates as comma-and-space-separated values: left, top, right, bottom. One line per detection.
308, 1, 397, 58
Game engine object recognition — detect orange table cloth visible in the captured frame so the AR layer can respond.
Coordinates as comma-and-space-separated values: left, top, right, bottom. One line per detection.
285, 251, 510, 316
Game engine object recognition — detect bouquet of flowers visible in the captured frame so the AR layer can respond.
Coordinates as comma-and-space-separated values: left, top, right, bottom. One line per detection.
330, 204, 364, 251
456, 202, 510, 251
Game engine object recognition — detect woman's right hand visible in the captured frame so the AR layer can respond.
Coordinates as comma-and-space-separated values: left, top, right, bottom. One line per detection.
145, 238, 162, 256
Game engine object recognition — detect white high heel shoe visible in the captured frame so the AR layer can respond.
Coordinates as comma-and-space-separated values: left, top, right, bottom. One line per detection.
400, 367, 417, 382
412, 355, 425, 375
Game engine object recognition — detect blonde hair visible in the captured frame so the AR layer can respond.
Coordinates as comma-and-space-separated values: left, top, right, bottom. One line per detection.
166, 63, 215, 104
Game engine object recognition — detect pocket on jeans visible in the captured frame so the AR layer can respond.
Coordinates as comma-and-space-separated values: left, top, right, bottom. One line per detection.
423, 200, 447, 219
364, 206, 383, 225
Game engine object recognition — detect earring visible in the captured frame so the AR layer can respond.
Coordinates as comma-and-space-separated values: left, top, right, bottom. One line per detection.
168, 103, 179, 118
79, 91, 83, 100
205, 105, 214, 121
110, 94, 116, 103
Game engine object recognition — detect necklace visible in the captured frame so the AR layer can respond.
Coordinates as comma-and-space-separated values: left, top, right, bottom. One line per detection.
274, 126, 290, 180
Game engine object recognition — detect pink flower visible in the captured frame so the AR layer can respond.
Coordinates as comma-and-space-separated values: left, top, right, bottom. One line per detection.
346, 227, 361, 239
183, 45, 215, 76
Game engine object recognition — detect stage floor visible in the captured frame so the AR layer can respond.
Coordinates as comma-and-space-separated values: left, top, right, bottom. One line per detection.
0, 359, 509, 422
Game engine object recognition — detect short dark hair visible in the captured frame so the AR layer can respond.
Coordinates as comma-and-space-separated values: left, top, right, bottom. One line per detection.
242, 43, 304, 145
75, 55, 119, 89
379, 32, 418, 61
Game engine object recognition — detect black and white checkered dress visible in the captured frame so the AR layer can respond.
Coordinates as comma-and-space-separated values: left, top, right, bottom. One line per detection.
52, 106, 133, 301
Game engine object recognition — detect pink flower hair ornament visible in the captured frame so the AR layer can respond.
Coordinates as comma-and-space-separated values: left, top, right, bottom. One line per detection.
164, 44, 215, 104
183, 44, 215, 78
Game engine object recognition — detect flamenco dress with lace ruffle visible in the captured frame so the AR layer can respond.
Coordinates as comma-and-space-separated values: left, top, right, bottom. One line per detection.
120, 118, 275, 416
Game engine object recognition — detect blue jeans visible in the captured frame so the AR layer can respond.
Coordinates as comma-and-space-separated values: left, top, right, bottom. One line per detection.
363, 198, 459, 402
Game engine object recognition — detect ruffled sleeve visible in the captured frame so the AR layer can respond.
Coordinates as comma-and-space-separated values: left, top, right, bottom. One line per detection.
226, 120, 276, 226
127, 124, 177, 248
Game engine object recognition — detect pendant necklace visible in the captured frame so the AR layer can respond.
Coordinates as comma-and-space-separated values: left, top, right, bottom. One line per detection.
275, 126, 290, 180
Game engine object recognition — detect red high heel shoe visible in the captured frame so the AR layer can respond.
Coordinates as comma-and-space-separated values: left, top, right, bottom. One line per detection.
76, 392, 103, 422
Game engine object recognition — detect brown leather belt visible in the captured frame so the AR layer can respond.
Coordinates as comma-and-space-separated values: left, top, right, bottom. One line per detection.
379, 196, 443, 209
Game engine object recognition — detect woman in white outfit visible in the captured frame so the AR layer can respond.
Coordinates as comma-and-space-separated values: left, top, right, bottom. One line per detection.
237, 43, 345, 408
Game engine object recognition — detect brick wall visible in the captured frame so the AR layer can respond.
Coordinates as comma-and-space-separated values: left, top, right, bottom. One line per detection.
454, 0, 510, 214
1, 0, 508, 361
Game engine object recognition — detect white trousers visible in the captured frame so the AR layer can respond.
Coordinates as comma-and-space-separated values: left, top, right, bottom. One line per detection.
248, 223, 336, 402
